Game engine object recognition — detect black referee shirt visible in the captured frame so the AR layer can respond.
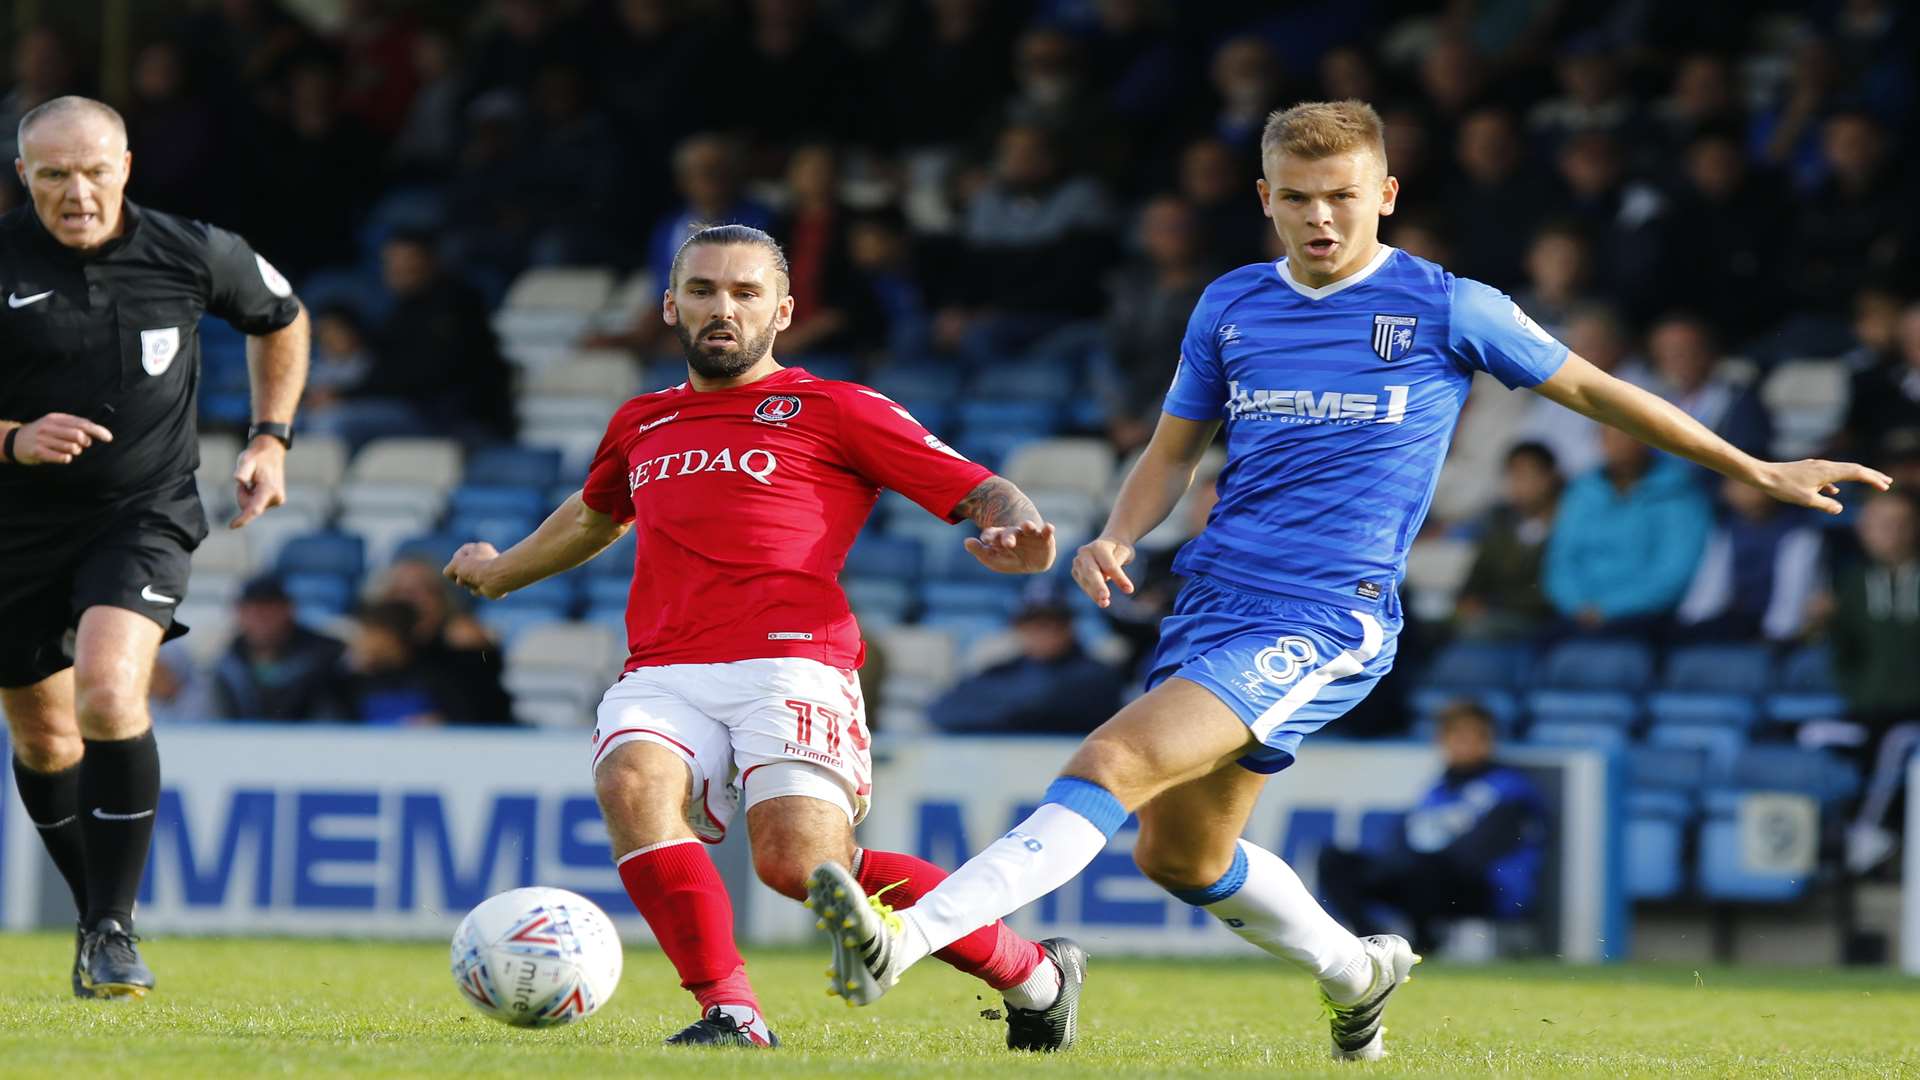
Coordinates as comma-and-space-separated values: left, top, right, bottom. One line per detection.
0, 201, 301, 526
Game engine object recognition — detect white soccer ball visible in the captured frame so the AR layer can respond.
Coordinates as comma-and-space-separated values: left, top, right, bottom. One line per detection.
450, 886, 623, 1027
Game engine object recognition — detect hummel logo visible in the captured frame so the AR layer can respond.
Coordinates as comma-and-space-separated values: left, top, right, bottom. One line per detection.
8, 289, 53, 308
140, 585, 178, 605
636, 412, 678, 435
92, 807, 156, 821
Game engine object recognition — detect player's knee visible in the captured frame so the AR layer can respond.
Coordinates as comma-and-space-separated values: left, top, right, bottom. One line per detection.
9, 726, 83, 772
72, 681, 148, 738
1133, 835, 1235, 893
751, 848, 813, 901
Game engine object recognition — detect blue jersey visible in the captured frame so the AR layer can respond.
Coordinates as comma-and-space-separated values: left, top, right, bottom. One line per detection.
1165, 246, 1569, 612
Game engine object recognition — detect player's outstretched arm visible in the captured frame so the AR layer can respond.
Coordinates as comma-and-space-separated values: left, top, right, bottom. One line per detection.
1074, 412, 1220, 607
1534, 352, 1891, 514
444, 491, 630, 599
957, 475, 1058, 574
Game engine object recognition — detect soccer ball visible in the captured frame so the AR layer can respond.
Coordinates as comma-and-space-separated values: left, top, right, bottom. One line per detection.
450, 886, 623, 1027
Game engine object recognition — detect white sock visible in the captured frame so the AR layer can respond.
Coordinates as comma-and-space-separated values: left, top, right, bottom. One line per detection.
999, 955, 1063, 1011
1198, 840, 1369, 1001
711, 1003, 774, 1044
898, 797, 1119, 968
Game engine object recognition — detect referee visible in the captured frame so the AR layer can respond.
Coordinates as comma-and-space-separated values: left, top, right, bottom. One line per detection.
1, 97, 308, 998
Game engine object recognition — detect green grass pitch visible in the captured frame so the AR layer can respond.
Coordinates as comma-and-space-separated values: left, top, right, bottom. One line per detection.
0, 932, 1916, 1078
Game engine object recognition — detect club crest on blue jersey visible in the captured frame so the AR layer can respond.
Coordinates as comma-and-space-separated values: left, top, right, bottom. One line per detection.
1371, 314, 1418, 361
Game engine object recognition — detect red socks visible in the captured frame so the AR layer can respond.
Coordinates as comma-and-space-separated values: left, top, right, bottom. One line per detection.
617, 840, 760, 1013
856, 848, 1046, 990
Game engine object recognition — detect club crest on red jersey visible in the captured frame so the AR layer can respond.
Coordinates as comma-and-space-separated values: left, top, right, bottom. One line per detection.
753, 395, 803, 424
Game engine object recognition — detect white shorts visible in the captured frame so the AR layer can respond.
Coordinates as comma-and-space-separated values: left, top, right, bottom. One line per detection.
590, 657, 872, 842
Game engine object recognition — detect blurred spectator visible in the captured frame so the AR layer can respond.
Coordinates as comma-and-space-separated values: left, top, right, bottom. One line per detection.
730, 0, 860, 145
1455, 443, 1563, 641
645, 134, 776, 311
360, 231, 517, 445
1085, 0, 1185, 134
1665, 130, 1790, 343
1544, 428, 1713, 634
1005, 26, 1110, 152
389, 29, 466, 179
1379, 103, 1444, 195
1650, 52, 1744, 159
1754, 38, 1840, 189
1555, 130, 1670, 317
775, 144, 859, 355
1787, 111, 1910, 322
1177, 136, 1267, 269
1826, 492, 1920, 873
253, 56, 383, 276
1644, 312, 1772, 461
1676, 476, 1825, 643
520, 63, 623, 265
180, 0, 312, 112
124, 41, 224, 222
1318, 701, 1547, 956
846, 208, 933, 361
885, 0, 1016, 151
1414, 34, 1490, 150
1384, 211, 1453, 266
1527, 38, 1637, 150
1103, 469, 1219, 676
939, 124, 1115, 358
927, 588, 1121, 734
1836, 300, 1920, 465
1443, 107, 1552, 289
299, 306, 374, 422
0, 26, 79, 196
1839, 281, 1906, 374
1511, 221, 1594, 338
1429, 372, 1533, 528
334, 0, 421, 139
1318, 45, 1377, 104
1103, 194, 1213, 449
371, 557, 514, 727
211, 577, 351, 721
588, 0, 707, 201
343, 600, 462, 727
465, 0, 581, 98
1193, 36, 1286, 155
149, 640, 213, 727
1513, 304, 1640, 477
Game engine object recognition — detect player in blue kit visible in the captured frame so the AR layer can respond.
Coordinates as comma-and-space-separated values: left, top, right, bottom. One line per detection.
806, 101, 1892, 1059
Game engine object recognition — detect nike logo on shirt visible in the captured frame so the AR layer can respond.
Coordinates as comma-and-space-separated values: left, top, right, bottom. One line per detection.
8, 289, 53, 308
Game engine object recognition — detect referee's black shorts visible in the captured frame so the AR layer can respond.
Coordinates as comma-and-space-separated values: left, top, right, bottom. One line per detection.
0, 476, 208, 689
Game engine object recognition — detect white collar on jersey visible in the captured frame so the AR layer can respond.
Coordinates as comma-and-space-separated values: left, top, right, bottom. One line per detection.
1274, 244, 1396, 300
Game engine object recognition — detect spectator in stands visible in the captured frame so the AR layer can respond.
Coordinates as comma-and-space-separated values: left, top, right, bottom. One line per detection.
1839, 281, 1905, 375
371, 557, 514, 727
1, 27, 79, 165
1317, 701, 1547, 956
211, 577, 351, 721
253, 56, 383, 277
1004, 26, 1109, 152
299, 306, 374, 422
1555, 130, 1669, 317
1788, 111, 1910, 323
1754, 37, 1838, 189
1827, 491, 1920, 873
1455, 443, 1563, 641
1384, 211, 1453, 266
1665, 129, 1791, 344
520, 63, 623, 266
1429, 370, 1533, 529
1513, 304, 1640, 477
938, 123, 1115, 360
1511, 221, 1594, 338
333, 0, 421, 140
1837, 300, 1920, 465
1177, 136, 1267, 269
774, 143, 859, 356
1527, 37, 1637, 150
1104, 194, 1213, 451
1194, 36, 1286, 155
728, 0, 860, 146
927, 587, 1120, 735
360, 230, 517, 445
1544, 427, 1713, 634
1644, 312, 1772, 462
1444, 107, 1552, 289
124, 41, 224, 223
589, 0, 708, 207
642, 133, 775, 321
1103, 467, 1219, 678
846, 208, 933, 361
1414, 34, 1489, 151
148, 640, 212, 727
882, 0, 1016, 152
385, 31, 459, 177
343, 600, 463, 726
1676, 475, 1825, 643
1649, 52, 1744, 160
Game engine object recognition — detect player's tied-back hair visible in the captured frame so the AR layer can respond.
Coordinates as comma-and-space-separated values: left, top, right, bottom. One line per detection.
1260, 100, 1388, 170
669, 224, 791, 296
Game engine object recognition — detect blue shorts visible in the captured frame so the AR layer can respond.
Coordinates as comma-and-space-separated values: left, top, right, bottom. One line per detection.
1144, 575, 1400, 773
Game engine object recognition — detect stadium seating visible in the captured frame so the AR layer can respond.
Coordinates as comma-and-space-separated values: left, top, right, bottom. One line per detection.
1759, 360, 1848, 459
1534, 639, 1656, 691
1695, 747, 1860, 902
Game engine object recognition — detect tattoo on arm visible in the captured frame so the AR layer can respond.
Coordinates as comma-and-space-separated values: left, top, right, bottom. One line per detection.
954, 476, 1042, 529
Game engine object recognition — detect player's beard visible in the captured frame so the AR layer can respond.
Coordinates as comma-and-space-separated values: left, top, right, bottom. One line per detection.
676, 316, 776, 380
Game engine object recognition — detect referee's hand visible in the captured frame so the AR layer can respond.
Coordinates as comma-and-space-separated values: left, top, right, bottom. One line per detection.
230, 438, 287, 529
9, 413, 113, 465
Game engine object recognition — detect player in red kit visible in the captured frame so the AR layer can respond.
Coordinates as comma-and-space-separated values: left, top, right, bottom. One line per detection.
444, 225, 1084, 1050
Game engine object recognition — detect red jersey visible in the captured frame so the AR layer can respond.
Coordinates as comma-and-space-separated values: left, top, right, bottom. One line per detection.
580, 366, 992, 672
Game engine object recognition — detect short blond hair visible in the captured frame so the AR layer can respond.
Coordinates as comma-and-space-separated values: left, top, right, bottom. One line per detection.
1260, 100, 1387, 170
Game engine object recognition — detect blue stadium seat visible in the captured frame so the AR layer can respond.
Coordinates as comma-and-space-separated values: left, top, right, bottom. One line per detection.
1624, 790, 1690, 900
845, 535, 924, 581
283, 571, 354, 617
466, 445, 564, 489
591, 531, 636, 576
969, 364, 1075, 401
954, 430, 1042, 472
920, 612, 1006, 653
1646, 691, 1759, 730
1419, 640, 1536, 689
1627, 745, 1709, 791
869, 364, 962, 400
1695, 748, 1860, 903
1524, 721, 1629, 750
582, 575, 632, 609
1663, 644, 1772, 693
446, 513, 540, 551
791, 354, 859, 382
448, 484, 548, 520
475, 606, 566, 647
1777, 646, 1836, 692
392, 532, 466, 567
1524, 689, 1640, 729
921, 581, 1022, 617
892, 399, 954, 433
957, 401, 1062, 433
491, 576, 577, 615
1535, 639, 1655, 691
1726, 746, 1860, 803
582, 602, 628, 629
844, 579, 914, 623
276, 531, 366, 580
1763, 691, 1849, 726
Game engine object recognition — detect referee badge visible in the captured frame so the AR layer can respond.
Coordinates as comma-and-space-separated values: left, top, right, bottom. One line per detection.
1371, 314, 1417, 362
140, 326, 181, 376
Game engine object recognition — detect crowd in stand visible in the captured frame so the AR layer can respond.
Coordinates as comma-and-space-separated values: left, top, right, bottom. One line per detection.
4, 2, 1916, 796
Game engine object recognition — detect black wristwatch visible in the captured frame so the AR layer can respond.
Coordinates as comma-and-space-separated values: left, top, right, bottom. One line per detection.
246, 421, 294, 450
